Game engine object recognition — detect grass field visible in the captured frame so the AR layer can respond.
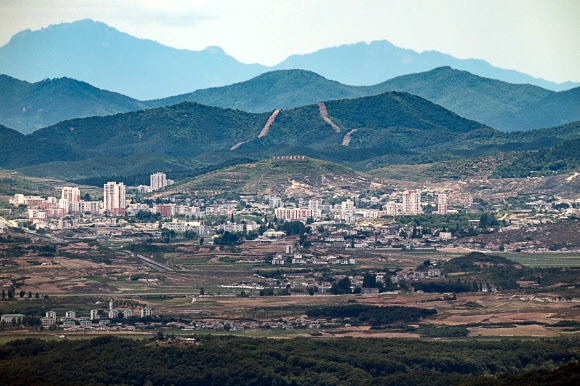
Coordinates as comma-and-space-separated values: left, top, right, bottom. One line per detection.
503, 253, 580, 267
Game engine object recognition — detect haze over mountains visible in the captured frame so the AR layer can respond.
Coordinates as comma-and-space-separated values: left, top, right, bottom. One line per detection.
0, 19, 576, 101
2, 67, 578, 134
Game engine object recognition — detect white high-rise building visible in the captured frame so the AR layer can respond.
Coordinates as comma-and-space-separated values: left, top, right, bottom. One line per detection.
402, 190, 422, 215
58, 198, 70, 214
341, 199, 355, 212
90, 309, 99, 320
308, 199, 321, 210
103, 182, 126, 216
384, 201, 402, 216
141, 307, 152, 317
438, 194, 448, 215
150, 172, 167, 191
61, 187, 80, 204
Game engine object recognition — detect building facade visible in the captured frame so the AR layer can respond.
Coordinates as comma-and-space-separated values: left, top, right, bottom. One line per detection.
150, 172, 167, 191
103, 182, 126, 216
438, 193, 448, 215
402, 190, 422, 215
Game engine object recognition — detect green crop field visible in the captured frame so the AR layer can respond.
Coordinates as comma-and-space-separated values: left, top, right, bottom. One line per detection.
503, 253, 580, 267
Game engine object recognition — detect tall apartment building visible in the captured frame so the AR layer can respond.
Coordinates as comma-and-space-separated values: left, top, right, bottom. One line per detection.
402, 190, 422, 215
61, 187, 80, 204
384, 201, 402, 216
275, 207, 322, 221
103, 182, 126, 216
150, 172, 167, 191
437, 193, 448, 215
308, 199, 321, 210
341, 199, 355, 212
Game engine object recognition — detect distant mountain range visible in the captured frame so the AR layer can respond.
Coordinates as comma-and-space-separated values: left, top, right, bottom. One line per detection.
273, 40, 579, 92
2, 67, 578, 134
0, 20, 265, 101
0, 75, 148, 134
0, 19, 576, 101
150, 67, 580, 132
2, 91, 579, 183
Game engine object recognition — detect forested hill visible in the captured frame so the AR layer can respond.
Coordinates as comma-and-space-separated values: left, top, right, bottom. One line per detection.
442, 252, 523, 273
0, 336, 577, 386
2, 94, 579, 182
0, 91, 490, 172
0, 74, 149, 134
2, 67, 578, 135
146, 67, 580, 133
146, 69, 366, 112
371, 67, 580, 132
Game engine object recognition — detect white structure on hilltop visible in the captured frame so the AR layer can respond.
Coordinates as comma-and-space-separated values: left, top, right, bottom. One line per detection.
141, 307, 152, 318
150, 172, 167, 191
103, 182, 126, 216
438, 193, 448, 215
402, 190, 422, 215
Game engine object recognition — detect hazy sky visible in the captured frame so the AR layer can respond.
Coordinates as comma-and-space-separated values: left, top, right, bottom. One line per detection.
0, 0, 578, 83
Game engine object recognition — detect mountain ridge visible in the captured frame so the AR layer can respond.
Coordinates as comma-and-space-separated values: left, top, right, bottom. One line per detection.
0, 74, 149, 134
0, 19, 576, 101
1, 91, 578, 182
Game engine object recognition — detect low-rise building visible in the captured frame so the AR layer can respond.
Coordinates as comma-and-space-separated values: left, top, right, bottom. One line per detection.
1, 314, 26, 323
41, 317, 56, 328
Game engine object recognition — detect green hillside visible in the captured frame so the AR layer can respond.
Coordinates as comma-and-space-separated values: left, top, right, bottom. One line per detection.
442, 252, 523, 273
371, 67, 575, 131
168, 157, 378, 197
147, 69, 366, 112
0, 92, 491, 173
493, 137, 580, 178
0, 75, 149, 134
369, 125, 580, 181
2, 93, 579, 183
3, 68, 577, 136
1, 103, 271, 170
146, 67, 580, 132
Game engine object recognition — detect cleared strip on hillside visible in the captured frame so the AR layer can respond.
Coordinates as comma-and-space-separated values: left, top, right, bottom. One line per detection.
230, 140, 249, 151
342, 129, 357, 146
258, 109, 280, 138
318, 102, 341, 133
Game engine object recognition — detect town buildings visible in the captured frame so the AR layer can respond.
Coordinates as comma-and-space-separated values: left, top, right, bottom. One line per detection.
103, 182, 126, 216
438, 193, 448, 215
402, 190, 422, 215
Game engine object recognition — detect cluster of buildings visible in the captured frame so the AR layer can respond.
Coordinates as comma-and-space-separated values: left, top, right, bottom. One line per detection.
383, 191, 447, 216
272, 252, 355, 265
11, 172, 176, 225
1, 300, 152, 330
272, 191, 447, 223
11, 182, 126, 223
137, 172, 174, 194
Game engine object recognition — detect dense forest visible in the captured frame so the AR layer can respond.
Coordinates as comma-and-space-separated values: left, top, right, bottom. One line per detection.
0, 336, 578, 385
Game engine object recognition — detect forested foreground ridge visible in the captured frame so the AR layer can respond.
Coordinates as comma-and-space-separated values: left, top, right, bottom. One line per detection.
0, 336, 578, 385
